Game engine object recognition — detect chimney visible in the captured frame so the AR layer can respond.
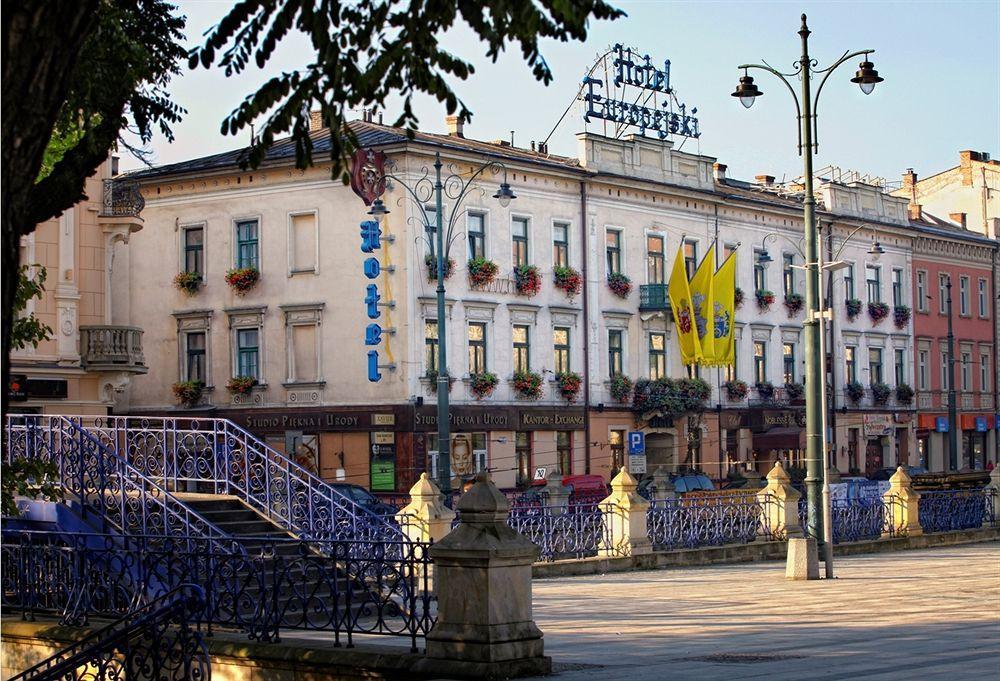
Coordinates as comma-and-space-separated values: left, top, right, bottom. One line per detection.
902, 168, 917, 188
537, 141, 548, 155
309, 110, 326, 132
949, 212, 967, 229
755, 174, 775, 186
713, 163, 728, 182
446, 115, 464, 138
907, 203, 922, 221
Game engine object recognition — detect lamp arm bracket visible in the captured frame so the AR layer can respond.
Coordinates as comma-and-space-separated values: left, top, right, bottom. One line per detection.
741, 62, 804, 153
812, 49, 875, 114
762, 231, 806, 260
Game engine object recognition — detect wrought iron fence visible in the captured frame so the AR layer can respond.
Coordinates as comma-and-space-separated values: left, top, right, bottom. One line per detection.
100, 179, 145, 218
829, 497, 886, 543
506, 502, 617, 561
2, 530, 434, 652
918, 488, 995, 533
647, 495, 767, 550
8, 583, 209, 681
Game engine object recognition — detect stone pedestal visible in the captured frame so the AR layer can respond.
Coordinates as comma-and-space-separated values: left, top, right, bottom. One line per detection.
599, 469, 651, 557
743, 468, 764, 489
396, 473, 456, 592
989, 468, 1000, 526
883, 466, 923, 537
757, 461, 803, 539
650, 466, 676, 501
786, 537, 819, 580
543, 469, 570, 515
419, 473, 550, 679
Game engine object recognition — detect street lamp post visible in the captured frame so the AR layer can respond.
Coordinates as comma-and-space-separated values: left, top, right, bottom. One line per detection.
733, 14, 883, 574
366, 150, 515, 497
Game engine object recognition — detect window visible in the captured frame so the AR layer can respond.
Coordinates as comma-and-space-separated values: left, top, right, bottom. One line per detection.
844, 264, 855, 301
183, 226, 204, 275
424, 320, 438, 373
894, 348, 905, 386
783, 254, 795, 296
940, 351, 949, 390
959, 276, 970, 315
891, 268, 903, 307
687, 363, 701, 380
647, 235, 665, 284
424, 205, 438, 254
235, 219, 259, 269
683, 240, 698, 280
916, 270, 927, 312
185, 332, 206, 383
753, 250, 767, 291
978, 278, 989, 318
981, 353, 991, 392
608, 329, 623, 378
606, 230, 621, 275
609, 430, 625, 476
553, 222, 569, 267
515, 432, 532, 488
961, 352, 971, 390
845, 346, 857, 383
557, 431, 573, 475
468, 212, 486, 260
236, 328, 260, 379
866, 265, 881, 303
753, 341, 767, 384
918, 350, 928, 390
468, 322, 487, 374
289, 212, 317, 273
939, 274, 949, 314
782, 343, 796, 384
649, 332, 665, 379
868, 348, 883, 385
511, 217, 529, 267
284, 305, 323, 383
724, 345, 737, 382
512, 324, 530, 373
553, 327, 570, 373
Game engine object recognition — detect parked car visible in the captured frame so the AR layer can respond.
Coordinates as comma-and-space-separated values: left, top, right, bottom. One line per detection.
528, 474, 608, 503
329, 483, 399, 515
672, 472, 715, 494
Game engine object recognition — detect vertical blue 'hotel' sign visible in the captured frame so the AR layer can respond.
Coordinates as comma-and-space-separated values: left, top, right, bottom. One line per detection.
360, 219, 384, 382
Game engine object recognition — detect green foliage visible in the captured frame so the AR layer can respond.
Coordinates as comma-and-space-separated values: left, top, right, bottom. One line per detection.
37, 124, 88, 183
12, 265, 53, 350
1, 457, 61, 517
190, 0, 624, 180
632, 377, 711, 418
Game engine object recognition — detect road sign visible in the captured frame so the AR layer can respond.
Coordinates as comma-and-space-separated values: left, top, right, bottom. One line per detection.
627, 431, 645, 455
628, 454, 647, 476
533, 467, 547, 481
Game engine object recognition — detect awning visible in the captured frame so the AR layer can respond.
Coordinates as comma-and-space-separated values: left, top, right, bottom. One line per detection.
753, 427, 804, 451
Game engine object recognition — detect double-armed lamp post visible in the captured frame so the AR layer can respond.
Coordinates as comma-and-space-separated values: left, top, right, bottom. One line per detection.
367, 150, 515, 497
732, 13, 884, 576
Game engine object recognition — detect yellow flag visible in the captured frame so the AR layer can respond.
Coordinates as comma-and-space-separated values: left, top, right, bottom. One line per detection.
690, 245, 716, 364
711, 249, 738, 366
668, 245, 701, 365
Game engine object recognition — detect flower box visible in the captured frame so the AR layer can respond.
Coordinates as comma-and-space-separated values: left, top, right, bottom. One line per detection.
553, 266, 582, 297
174, 271, 202, 295
785, 382, 805, 401
754, 381, 774, 400
609, 374, 633, 403
755, 289, 775, 311
893, 305, 911, 329
468, 258, 499, 287
607, 272, 632, 299
556, 371, 582, 402
895, 383, 914, 405
871, 382, 891, 406
734, 287, 745, 310
845, 298, 863, 321
470, 372, 499, 400
868, 301, 890, 325
514, 265, 541, 297
724, 379, 748, 401
172, 380, 204, 407
425, 370, 454, 393
227, 375, 257, 395
784, 293, 804, 316
512, 370, 543, 399
425, 255, 454, 281
845, 381, 865, 404
225, 267, 260, 295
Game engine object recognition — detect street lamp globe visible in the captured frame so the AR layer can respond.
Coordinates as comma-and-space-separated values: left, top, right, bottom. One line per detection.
731, 72, 763, 109
757, 249, 773, 268
850, 60, 883, 95
493, 181, 516, 208
868, 239, 885, 259
367, 198, 390, 218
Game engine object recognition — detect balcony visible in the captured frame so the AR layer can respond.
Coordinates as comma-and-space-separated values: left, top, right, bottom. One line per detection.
639, 284, 669, 311
99, 179, 145, 218
80, 326, 147, 374
916, 390, 995, 412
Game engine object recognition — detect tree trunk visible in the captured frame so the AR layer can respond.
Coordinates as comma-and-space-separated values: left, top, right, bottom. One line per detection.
2, 0, 99, 416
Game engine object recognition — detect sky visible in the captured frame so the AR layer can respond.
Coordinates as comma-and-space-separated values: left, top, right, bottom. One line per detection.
124, 0, 1000, 186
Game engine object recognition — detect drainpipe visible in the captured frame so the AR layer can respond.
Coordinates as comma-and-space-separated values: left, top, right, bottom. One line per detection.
580, 181, 591, 474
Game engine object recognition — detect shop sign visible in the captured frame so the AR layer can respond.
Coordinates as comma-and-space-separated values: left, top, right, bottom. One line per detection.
975, 416, 990, 432
863, 414, 893, 438
749, 409, 803, 432
370, 431, 396, 491
893, 413, 913, 424
7, 374, 27, 402
372, 413, 395, 426
934, 417, 949, 433
238, 409, 400, 433
372, 431, 394, 445
719, 412, 745, 430
413, 406, 585, 431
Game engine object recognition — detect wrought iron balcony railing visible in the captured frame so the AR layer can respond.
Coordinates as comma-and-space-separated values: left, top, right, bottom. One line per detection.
80, 325, 146, 373
99, 179, 145, 218
639, 283, 669, 311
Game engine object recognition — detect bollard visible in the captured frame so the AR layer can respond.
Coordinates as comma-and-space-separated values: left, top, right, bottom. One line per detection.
599, 469, 651, 557
756, 461, 803, 539
883, 466, 922, 537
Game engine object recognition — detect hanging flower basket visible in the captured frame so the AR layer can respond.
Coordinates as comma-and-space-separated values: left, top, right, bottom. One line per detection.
225, 267, 260, 295
785, 382, 805, 401
425, 255, 454, 282
845, 298, 863, 321
755, 289, 775, 310
171, 380, 204, 407
174, 271, 202, 295
893, 305, 911, 329
512, 370, 543, 400
553, 266, 582, 297
556, 371, 582, 402
609, 374, 633, 403
783, 293, 805, 317
734, 287, 745, 310
871, 382, 891, 406
469, 371, 499, 400
227, 375, 256, 395
895, 383, 914, 405
868, 301, 890, 325
607, 272, 632, 299
425, 369, 454, 393
754, 381, 774, 400
514, 265, 541, 297
724, 379, 749, 401
845, 381, 865, 404
468, 258, 499, 287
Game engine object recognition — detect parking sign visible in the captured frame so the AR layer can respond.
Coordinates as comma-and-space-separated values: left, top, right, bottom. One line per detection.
628, 431, 645, 455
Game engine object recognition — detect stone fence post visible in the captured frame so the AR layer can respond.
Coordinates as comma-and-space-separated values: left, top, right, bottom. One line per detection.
989, 467, 1000, 526
418, 473, 550, 679
756, 461, 802, 539
543, 469, 570, 515
599, 469, 651, 557
883, 466, 922, 537
649, 466, 676, 502
396, 473, 456, 544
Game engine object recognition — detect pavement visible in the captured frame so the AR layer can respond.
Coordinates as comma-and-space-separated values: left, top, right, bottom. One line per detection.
529, 542, 1000, 680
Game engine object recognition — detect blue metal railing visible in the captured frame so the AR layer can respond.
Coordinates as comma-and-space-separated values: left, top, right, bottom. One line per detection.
647, 494, 766, 549
506, 501, 617, 561
918, 488, 995, 533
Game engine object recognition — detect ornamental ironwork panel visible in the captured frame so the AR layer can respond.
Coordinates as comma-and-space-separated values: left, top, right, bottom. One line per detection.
506, 502, 618, 561
918, 488, 993, 533
100, 179, 145, 218
647, 494, 764, 550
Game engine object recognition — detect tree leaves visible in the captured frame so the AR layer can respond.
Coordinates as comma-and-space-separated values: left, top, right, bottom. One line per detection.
11, 265, 53, 351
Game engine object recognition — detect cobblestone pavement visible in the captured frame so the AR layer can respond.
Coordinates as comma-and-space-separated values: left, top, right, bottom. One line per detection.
529, 542, 1000, 680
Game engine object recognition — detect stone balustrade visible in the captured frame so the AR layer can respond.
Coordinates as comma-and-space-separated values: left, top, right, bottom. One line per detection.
80, 325, 146, 373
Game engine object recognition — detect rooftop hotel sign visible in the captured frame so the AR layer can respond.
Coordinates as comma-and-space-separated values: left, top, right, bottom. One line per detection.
583, 44, 700, 140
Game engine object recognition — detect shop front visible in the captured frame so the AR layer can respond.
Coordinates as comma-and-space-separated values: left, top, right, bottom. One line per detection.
916, 414, 951, 472
748, 409, 805, 475
959, 414, 994, 470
